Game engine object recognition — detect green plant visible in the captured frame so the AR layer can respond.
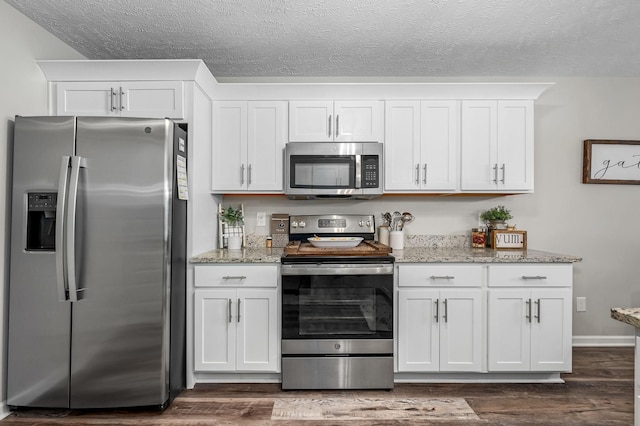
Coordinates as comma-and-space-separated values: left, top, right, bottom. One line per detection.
480, 205, 513, 222
220, 206, 244, 226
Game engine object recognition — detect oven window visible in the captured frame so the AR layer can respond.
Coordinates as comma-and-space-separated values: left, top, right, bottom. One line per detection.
290, 155, 354, 188
282, 274, 393, 339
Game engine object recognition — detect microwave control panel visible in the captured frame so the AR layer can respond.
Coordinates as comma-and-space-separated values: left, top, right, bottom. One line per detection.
362, 156, 379, 188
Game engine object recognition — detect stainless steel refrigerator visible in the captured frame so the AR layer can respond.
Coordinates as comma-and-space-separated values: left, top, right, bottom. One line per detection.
7, 116, 187, 409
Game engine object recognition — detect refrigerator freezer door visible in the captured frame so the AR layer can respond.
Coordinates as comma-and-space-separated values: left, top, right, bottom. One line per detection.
69, 117, 174, 408
7, 116, 76, 407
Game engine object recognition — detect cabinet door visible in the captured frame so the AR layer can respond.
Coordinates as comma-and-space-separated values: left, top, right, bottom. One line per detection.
56, 82, 120, 116
439, 290, 484, 372
530, 289, 572, 372
420, 101, 459, 191
212, 101, 248, 191
247, 101, 286, 192
384, 101, 421, 191
488, 290, 531, 371
460, 101, 498, 190
334, 101, 383, 142
397, 289, 439, 372
194, 289, 236, 371
120, 81, 184, 119
236, 289, 279, 372
497, 100, 534, 191
288, 101, 333, 142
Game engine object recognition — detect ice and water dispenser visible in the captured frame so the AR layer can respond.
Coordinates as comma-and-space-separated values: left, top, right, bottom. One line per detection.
26, 192, 57, 251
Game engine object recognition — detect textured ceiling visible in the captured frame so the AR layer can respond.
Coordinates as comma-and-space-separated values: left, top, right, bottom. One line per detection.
5, 0, 640, 78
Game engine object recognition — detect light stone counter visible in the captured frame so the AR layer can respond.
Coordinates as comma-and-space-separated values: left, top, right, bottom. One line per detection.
191, 246, 581, 264
611, 307, 640, 426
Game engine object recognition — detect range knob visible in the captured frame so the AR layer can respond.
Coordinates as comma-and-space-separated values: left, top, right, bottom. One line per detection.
291, 221, 298, 228
299, 221, 306, 228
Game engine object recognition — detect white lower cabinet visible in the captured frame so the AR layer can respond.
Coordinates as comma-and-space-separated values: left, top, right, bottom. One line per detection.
487, 264, 573, 372
398, 289, 483, 372
396, 264, 485, 373
194, 265, 279, 373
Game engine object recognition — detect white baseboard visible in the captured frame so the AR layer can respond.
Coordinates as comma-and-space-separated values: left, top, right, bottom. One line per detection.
573, 335, 636, 347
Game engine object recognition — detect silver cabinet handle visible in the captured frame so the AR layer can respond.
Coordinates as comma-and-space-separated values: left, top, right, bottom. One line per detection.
335, 114, 340, 137
228, 299, 232, 323
328, 115, 332, 138
110, 88, 117, 111
443, 299, 448, 323
434, 299, 439, 323
240, 164, 245, 185
237, 298, 241, 323
493, 163, 498, 183
430, 275, 455, 280
534, 299, 541, 323
500, 163, 506, 184
66, 156, 85, 302
522, 276, 547, 280
423, 164, 427, 184
119, 87, 125, 111
55, 156, 71, 302
526, 298, 531, 322
223, 275, 246, 280
415, 164, 420, 184
247, 164, 252, 185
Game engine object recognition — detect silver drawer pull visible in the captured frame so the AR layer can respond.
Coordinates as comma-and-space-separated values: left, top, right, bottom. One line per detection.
430, 275, 455, 280
521, 275, 547, 280
223, 275, 246, 280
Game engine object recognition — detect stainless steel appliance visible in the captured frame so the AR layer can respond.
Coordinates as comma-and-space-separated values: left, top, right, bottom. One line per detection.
280, 214, 394, 390
7, 116, 187, 410
284, 142, 383, 199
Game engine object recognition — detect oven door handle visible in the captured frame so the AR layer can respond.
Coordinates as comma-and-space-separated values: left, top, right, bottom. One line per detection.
280, 264, 394, 275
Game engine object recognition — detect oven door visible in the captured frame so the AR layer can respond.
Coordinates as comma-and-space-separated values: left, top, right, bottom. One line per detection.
281, 263, 393, 341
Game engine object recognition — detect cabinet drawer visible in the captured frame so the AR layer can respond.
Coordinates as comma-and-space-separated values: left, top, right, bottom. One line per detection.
398, 264, 484, 287
194, 265, 278, 288
488, 264, 572, 287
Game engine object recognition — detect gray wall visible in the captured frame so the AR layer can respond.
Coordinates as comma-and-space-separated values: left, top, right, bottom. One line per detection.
0, 0, 85, 408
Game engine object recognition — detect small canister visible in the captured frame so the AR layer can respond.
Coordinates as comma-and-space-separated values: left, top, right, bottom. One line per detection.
266, 236, 272, 248
471, 228, 487, 248
378, 226, 390, 246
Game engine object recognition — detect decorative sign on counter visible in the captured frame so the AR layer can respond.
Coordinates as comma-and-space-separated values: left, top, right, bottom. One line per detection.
492, 230, 527, 250
583, 139, 640, 184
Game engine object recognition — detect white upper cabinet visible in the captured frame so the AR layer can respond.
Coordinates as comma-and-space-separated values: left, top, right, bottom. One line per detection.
55, 81, 185, 119
385, 100, 458, 191
212, 101, 287, 193
460, 100, 534, 191
289, 100, 383, 142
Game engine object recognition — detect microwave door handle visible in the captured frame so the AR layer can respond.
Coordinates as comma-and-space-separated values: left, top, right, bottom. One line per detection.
55, 156, 71, 302
355, 155, 362, 188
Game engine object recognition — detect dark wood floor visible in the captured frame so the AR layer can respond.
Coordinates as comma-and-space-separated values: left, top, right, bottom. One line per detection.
2, 347, 634, 425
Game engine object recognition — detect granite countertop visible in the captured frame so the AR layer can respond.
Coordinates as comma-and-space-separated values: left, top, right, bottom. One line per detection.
611, 307, 640, 328
191, 246, 582, 264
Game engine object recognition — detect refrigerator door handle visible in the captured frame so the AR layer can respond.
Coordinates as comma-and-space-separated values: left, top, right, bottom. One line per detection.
55, 156, 71, 301
66, 156, 86, 302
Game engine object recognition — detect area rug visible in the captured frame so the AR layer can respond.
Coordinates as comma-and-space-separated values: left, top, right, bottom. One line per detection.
271, 397, 479, 421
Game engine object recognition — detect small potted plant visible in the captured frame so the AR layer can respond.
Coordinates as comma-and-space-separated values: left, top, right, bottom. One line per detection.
480, 205, 513, 230
220, 206, 244, 250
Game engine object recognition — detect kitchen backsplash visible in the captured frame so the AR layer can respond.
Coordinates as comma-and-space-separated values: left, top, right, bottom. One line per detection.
245, 233, 470, 249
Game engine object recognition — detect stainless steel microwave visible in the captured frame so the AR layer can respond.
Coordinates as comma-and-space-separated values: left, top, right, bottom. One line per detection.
285, 142, 383, 199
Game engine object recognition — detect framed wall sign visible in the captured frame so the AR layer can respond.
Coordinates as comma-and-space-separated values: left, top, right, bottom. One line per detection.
492, 230, 527, 250
583, 139, 640, 184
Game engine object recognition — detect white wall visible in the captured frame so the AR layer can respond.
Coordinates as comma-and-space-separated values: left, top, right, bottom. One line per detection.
0, 0, 84, 408
226, 77, 640, 341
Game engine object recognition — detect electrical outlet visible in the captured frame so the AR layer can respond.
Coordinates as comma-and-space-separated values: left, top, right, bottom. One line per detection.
576, 297, 587, 312
256, 212, 266, 227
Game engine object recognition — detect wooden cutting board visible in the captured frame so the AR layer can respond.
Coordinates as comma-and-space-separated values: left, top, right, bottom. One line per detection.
283, 240, 392, 256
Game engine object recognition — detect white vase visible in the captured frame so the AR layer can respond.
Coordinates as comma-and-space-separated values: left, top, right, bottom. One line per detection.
227, 235, 242, 250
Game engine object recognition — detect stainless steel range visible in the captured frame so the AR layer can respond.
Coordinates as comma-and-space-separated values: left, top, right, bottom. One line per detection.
280, 214, 394, 390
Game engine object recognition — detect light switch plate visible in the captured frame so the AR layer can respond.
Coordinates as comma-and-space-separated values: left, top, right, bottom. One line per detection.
257, 212, 266, 227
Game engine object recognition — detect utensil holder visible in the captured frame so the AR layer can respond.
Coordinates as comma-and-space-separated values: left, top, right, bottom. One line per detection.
389, 231, 404, 250
378, 226, 390, 246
